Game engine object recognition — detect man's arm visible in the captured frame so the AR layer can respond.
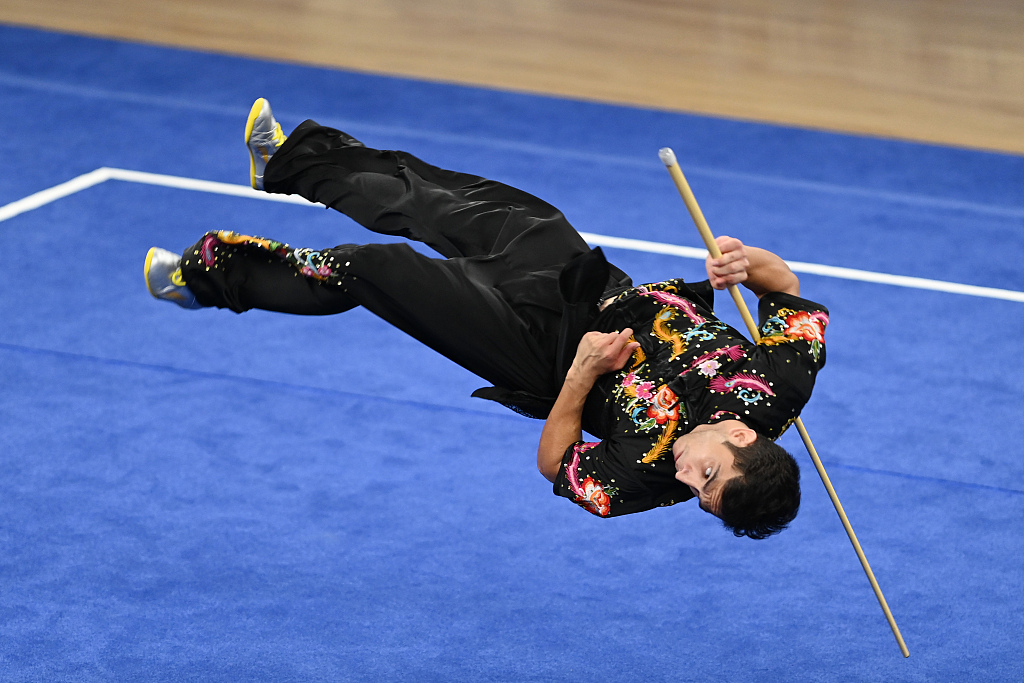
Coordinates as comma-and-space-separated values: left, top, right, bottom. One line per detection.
705, 236, 800, 298
537, 329, 639, 482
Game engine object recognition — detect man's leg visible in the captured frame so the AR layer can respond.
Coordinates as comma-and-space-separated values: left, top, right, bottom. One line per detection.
178, 230, 558, 397
263, 120, 593, 268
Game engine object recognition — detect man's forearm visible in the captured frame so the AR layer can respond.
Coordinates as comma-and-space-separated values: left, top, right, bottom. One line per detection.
741, 246, 800, 298
537, 369, 598, 482
537, 329, 639, 483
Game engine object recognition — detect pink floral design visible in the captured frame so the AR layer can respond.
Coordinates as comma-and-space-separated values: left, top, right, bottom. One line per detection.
696, 359, 721, 377
688, 348, 745, 374
636, 381, 655, 400
621, 372, 636, 388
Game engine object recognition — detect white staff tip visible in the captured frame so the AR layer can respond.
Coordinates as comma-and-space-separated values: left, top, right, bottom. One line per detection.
658, 147, 677, 167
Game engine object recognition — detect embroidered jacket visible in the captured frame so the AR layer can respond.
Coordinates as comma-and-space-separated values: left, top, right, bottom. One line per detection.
552, 279, 829, 517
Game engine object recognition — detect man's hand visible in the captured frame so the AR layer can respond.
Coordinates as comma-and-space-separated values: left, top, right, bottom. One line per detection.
568, 329, 641, 384
705, 235, 800, 298
705, 235, 750, 289
537, 328, 639, 482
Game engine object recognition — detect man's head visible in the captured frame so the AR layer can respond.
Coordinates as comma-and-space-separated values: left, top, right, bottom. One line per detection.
671, 421, 800, 540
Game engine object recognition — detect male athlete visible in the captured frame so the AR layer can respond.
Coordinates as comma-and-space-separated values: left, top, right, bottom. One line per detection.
145, 99, 828, 538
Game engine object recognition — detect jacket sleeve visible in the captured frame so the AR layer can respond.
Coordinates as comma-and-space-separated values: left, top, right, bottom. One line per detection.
551, 439, 693, 517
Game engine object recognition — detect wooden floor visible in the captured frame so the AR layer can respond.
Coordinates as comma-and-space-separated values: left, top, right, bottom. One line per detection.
3, 0, 1023, 155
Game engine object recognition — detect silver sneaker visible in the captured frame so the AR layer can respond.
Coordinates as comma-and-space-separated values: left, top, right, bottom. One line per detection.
245, 97, 287, 191
144, 247, 202, 309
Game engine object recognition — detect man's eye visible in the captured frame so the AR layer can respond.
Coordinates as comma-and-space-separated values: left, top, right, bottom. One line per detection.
704, 467, 712, 478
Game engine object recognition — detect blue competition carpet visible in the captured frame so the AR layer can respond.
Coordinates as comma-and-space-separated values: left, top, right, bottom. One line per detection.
1, 24, 1023, 682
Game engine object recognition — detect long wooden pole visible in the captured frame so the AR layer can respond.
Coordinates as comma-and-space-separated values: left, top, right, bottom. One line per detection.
658, 147, 909, 658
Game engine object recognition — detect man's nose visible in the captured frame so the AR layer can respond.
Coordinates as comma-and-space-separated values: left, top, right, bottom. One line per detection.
676, 470, 697, 488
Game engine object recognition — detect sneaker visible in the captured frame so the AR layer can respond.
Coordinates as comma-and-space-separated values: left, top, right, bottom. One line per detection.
144, 247, 202, 309
245, 97, 287, 190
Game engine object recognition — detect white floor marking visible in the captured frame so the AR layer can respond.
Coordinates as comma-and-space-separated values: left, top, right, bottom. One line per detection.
579, 232, 1024, 303
2, 167, 1022, 303
103, 168, 321, 206
0, 168, 112, 223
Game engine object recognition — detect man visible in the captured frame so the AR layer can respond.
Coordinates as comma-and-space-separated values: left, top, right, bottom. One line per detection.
145, 99, 828, 539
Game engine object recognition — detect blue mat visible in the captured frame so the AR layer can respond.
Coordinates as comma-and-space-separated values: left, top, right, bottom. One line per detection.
1, 24, 1023, 682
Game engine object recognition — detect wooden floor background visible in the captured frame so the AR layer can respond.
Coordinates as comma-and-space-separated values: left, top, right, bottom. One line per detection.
2, 0, 1022, 155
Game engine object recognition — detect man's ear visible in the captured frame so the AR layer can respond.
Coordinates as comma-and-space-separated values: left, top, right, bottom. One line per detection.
727, 423, 757, 448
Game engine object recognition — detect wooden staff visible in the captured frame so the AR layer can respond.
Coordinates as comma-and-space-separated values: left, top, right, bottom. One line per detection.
658, 147, 909, 658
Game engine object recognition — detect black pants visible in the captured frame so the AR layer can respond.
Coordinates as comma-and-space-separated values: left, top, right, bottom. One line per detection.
181, 121, 630, 405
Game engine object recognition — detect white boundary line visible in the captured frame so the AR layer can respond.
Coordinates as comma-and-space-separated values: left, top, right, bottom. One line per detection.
3, 167, 1023, 303
104, 168, 320, 206
578, 232, 1024, 303
0, 168, 112, 223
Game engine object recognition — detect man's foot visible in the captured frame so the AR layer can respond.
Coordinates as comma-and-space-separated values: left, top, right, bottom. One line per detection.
245, 98, 287, 191
144, 247, 203, 309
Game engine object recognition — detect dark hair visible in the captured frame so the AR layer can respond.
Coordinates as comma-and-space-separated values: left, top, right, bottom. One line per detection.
718, 435, 800, 540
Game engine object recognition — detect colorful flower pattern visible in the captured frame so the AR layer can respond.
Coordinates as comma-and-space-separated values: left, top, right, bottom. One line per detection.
558, 279, 827, 518
646, 385, 680, 425
689, 345, 746, 377
759, 307, 830, 361
565, 443, 617, 517
200, 230, 338, 282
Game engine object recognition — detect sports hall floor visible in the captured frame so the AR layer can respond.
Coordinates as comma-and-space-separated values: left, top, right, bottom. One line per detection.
1, 3, 1023, 681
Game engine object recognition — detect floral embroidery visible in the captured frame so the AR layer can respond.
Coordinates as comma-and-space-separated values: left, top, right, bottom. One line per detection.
293, 247, 334, 281
646, 385, 680, 425
613, 368, 659, 432
611, 365, 687, 457
578, 478, 612, 516
565, 443, 617, 517
637, 385, 683, 463
689, 345, 746, 377
635, 381, 655, 400
785, 311, 827, 343
201, 231, 337, 282
695, 358, 720, 376
557, 280, 827, 516
759, 308, 829, 361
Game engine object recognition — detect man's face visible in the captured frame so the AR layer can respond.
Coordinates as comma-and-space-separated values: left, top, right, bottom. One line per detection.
671, 424, 747, 516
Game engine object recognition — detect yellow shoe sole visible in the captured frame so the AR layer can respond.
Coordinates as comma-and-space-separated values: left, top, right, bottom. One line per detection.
143, 246, 159, 297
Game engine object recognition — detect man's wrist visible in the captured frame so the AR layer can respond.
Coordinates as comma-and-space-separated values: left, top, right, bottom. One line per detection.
565, 365, 599, 393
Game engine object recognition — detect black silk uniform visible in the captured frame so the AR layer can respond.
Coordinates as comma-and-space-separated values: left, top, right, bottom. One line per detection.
182, 120, 631, 404
179, 121, 829, 518
553, 281, 828, 517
